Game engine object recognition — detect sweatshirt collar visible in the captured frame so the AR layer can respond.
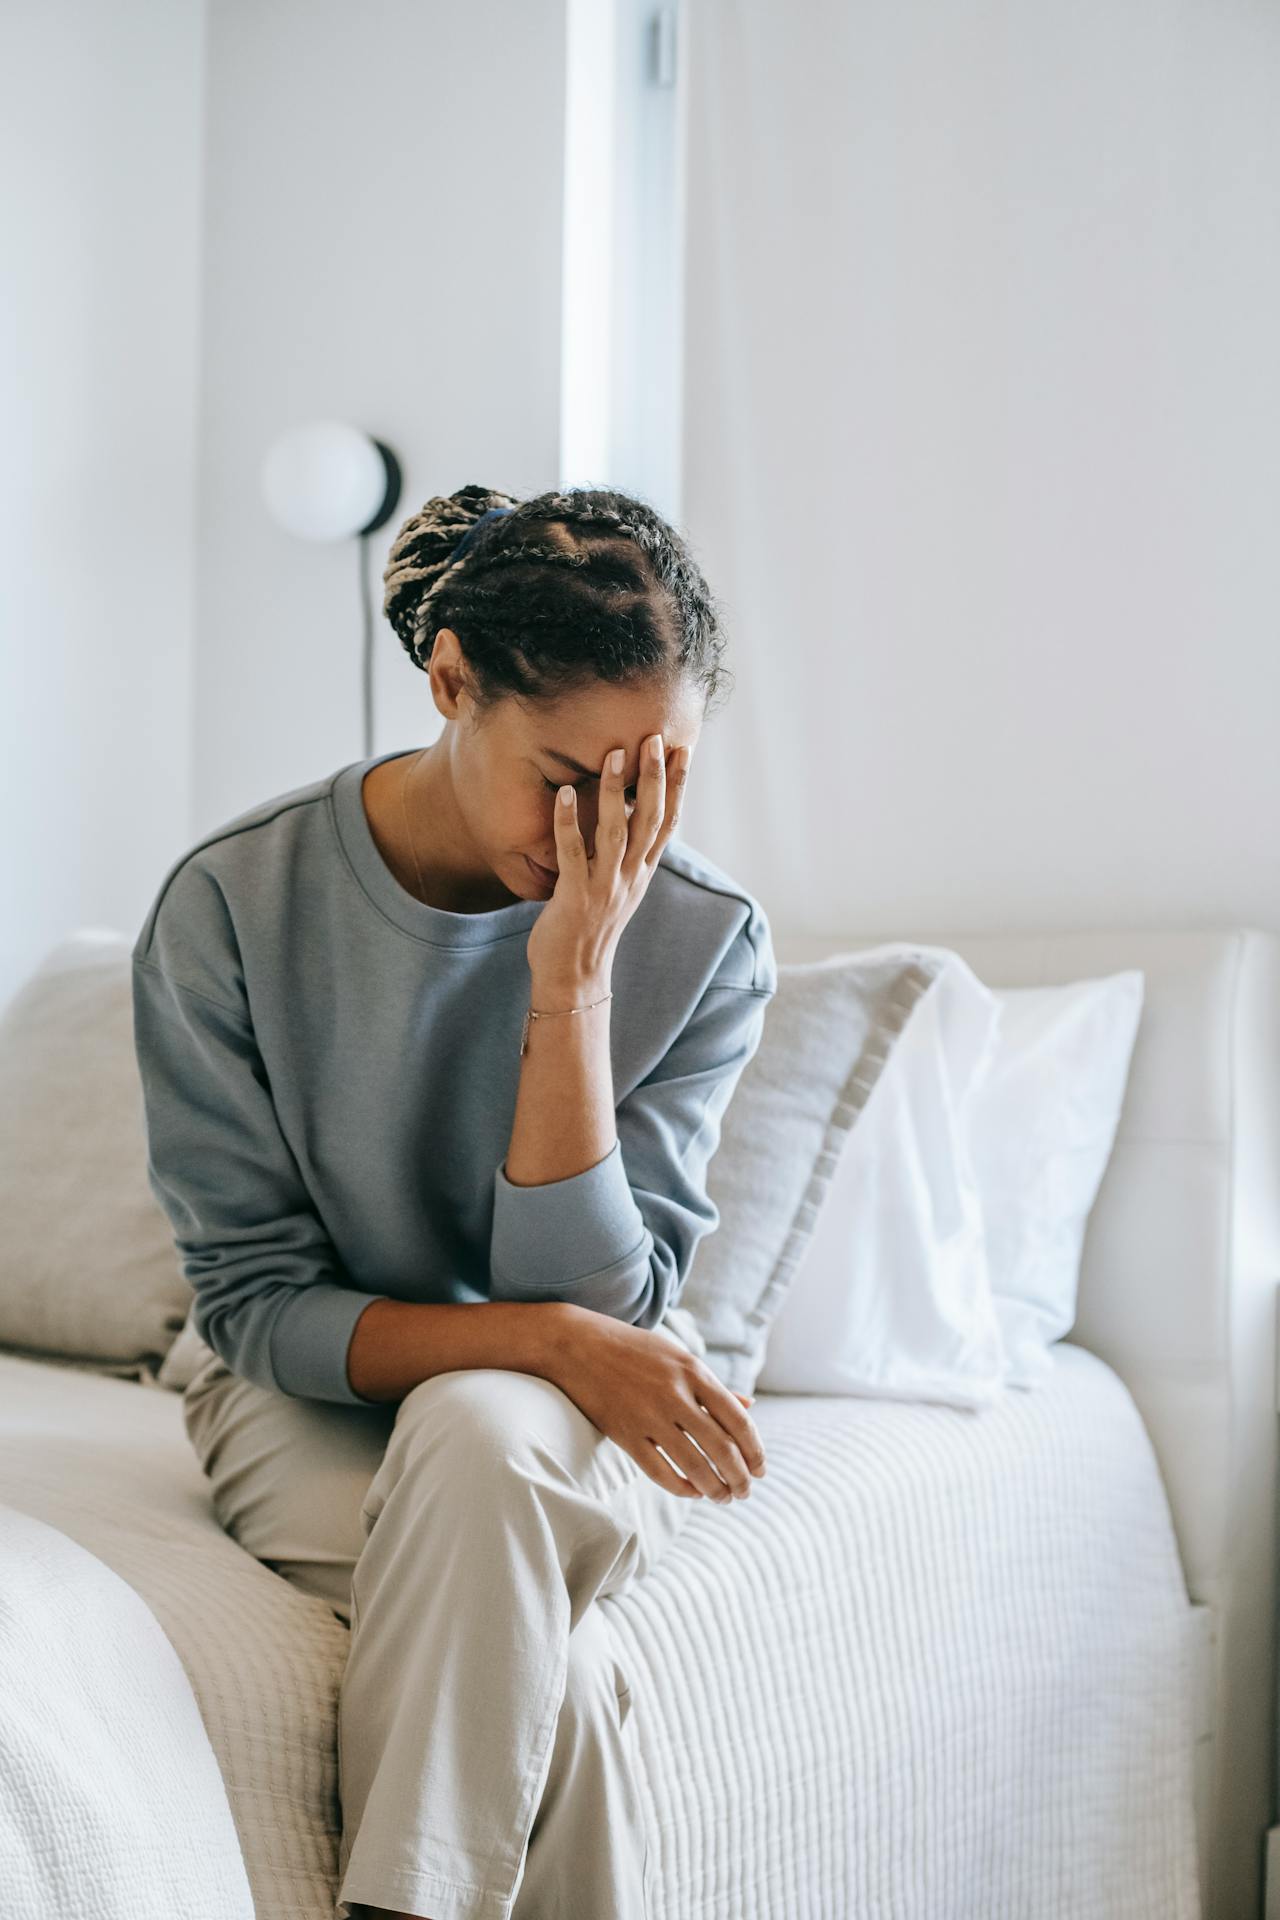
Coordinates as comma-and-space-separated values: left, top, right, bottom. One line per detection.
330, 749, 546, 947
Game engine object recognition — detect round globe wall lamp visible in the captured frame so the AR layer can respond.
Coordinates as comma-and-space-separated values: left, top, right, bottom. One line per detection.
260, 421, 403, 757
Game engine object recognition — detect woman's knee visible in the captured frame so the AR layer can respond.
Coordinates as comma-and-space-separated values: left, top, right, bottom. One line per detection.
392, 1366, 588, 1464
359, 1366, 605, 1536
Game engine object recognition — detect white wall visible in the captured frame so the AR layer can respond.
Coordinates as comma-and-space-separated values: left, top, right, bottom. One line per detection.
0, 0, 205, 1007
677, 0, 1280, 941
193, 0, 568, 836
9, 0, 1276, 1011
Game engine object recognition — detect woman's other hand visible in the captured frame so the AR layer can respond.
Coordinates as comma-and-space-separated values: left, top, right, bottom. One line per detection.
542, 1304, 767, 1503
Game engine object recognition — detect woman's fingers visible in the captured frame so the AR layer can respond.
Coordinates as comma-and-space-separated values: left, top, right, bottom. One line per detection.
660, 1378, 766, 1501
644, 743, 689, 872
598, 734, 686, 885
699, 1394, 766, 1485
583, 733, 693, 899
637, 1439, 706, 1499
619, 732, 667, 882
552, 781, 587, 890
656, 1422, 742, 1502
709, 1378, 766, 1475
596, 744, 631, 880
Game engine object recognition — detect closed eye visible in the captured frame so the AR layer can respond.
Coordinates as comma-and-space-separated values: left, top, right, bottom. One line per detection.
541, 774, 638, 803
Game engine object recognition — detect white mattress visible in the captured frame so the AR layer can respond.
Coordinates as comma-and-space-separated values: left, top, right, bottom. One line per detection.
0, 1340, 1200, 1919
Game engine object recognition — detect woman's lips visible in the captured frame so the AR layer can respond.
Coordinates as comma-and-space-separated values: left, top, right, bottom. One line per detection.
526, 856, 558, 885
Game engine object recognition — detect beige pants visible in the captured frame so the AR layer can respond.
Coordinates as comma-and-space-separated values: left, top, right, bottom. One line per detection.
181, 1306, 710, 1920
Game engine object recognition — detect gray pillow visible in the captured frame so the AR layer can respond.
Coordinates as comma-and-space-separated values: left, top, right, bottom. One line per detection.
0, 931, 192, 1378
680, 946, 947, 1395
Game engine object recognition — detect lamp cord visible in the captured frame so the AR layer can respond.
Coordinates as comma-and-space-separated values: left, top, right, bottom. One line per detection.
358, 531, 375, 759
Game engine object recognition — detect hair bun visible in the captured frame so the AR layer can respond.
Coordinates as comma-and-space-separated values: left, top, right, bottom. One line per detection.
382, 484, 519, 661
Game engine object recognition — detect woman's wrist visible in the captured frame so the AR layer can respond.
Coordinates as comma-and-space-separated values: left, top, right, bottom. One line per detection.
532, 1302, 587, 1388
527, 967, 614, 1012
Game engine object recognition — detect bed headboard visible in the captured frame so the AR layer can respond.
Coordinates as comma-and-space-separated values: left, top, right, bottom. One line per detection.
772, 925, 1280, 1920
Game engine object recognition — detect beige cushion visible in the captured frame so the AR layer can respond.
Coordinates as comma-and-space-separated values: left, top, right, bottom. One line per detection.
0, 930, 191, 1376
681, 945, 946, 1395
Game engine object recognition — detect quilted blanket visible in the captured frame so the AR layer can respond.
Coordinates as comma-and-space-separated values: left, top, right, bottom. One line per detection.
0, 1500, 254, 1920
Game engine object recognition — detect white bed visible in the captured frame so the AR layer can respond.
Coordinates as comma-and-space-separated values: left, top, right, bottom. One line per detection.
0, 1331, 1196, 1920
786, 926, 1280, 1920
1, 925, 1274, 1919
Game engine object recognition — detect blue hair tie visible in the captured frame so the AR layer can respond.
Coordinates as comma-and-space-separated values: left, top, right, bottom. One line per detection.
450, 504, 514, 564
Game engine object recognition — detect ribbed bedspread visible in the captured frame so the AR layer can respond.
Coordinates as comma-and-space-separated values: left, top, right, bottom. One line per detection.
0, 1340, 1199, 1919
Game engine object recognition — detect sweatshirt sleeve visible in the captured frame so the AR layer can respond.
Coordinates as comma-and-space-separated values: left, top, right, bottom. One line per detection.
487, 904, 776, 1329
131, 955, 393, 1405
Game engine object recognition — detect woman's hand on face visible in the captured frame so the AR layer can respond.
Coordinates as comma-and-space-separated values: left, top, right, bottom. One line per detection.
544, 1306, 767, 1503
525, 734, 691, 992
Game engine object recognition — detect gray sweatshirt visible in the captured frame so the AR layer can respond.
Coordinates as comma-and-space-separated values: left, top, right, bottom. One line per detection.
131, 748, 776, 1405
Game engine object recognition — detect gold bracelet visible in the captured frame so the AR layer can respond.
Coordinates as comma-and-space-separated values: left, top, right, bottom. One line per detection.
520, 991, 613, 1057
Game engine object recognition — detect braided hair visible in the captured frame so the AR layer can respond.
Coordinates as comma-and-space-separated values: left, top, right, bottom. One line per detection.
381, 484, 733, 721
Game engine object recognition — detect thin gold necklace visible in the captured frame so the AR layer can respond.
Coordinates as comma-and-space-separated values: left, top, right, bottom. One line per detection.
399, 749, 429, 902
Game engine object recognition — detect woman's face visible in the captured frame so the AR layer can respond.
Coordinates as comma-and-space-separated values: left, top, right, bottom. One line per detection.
424, 627, 704, 902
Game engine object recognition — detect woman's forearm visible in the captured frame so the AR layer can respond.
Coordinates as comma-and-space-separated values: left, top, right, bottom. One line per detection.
348, 968, 618, 1404
501, 966, 616, 1189
345, 1296, 574, 1404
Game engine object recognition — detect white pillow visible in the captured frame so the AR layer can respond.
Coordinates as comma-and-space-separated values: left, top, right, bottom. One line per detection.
970, 972, 1144, 1389
755, 948, 1007, 1410
680, 944, 950, 1396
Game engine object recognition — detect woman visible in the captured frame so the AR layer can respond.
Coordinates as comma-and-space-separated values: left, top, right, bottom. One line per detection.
131, 484, 775, 1920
